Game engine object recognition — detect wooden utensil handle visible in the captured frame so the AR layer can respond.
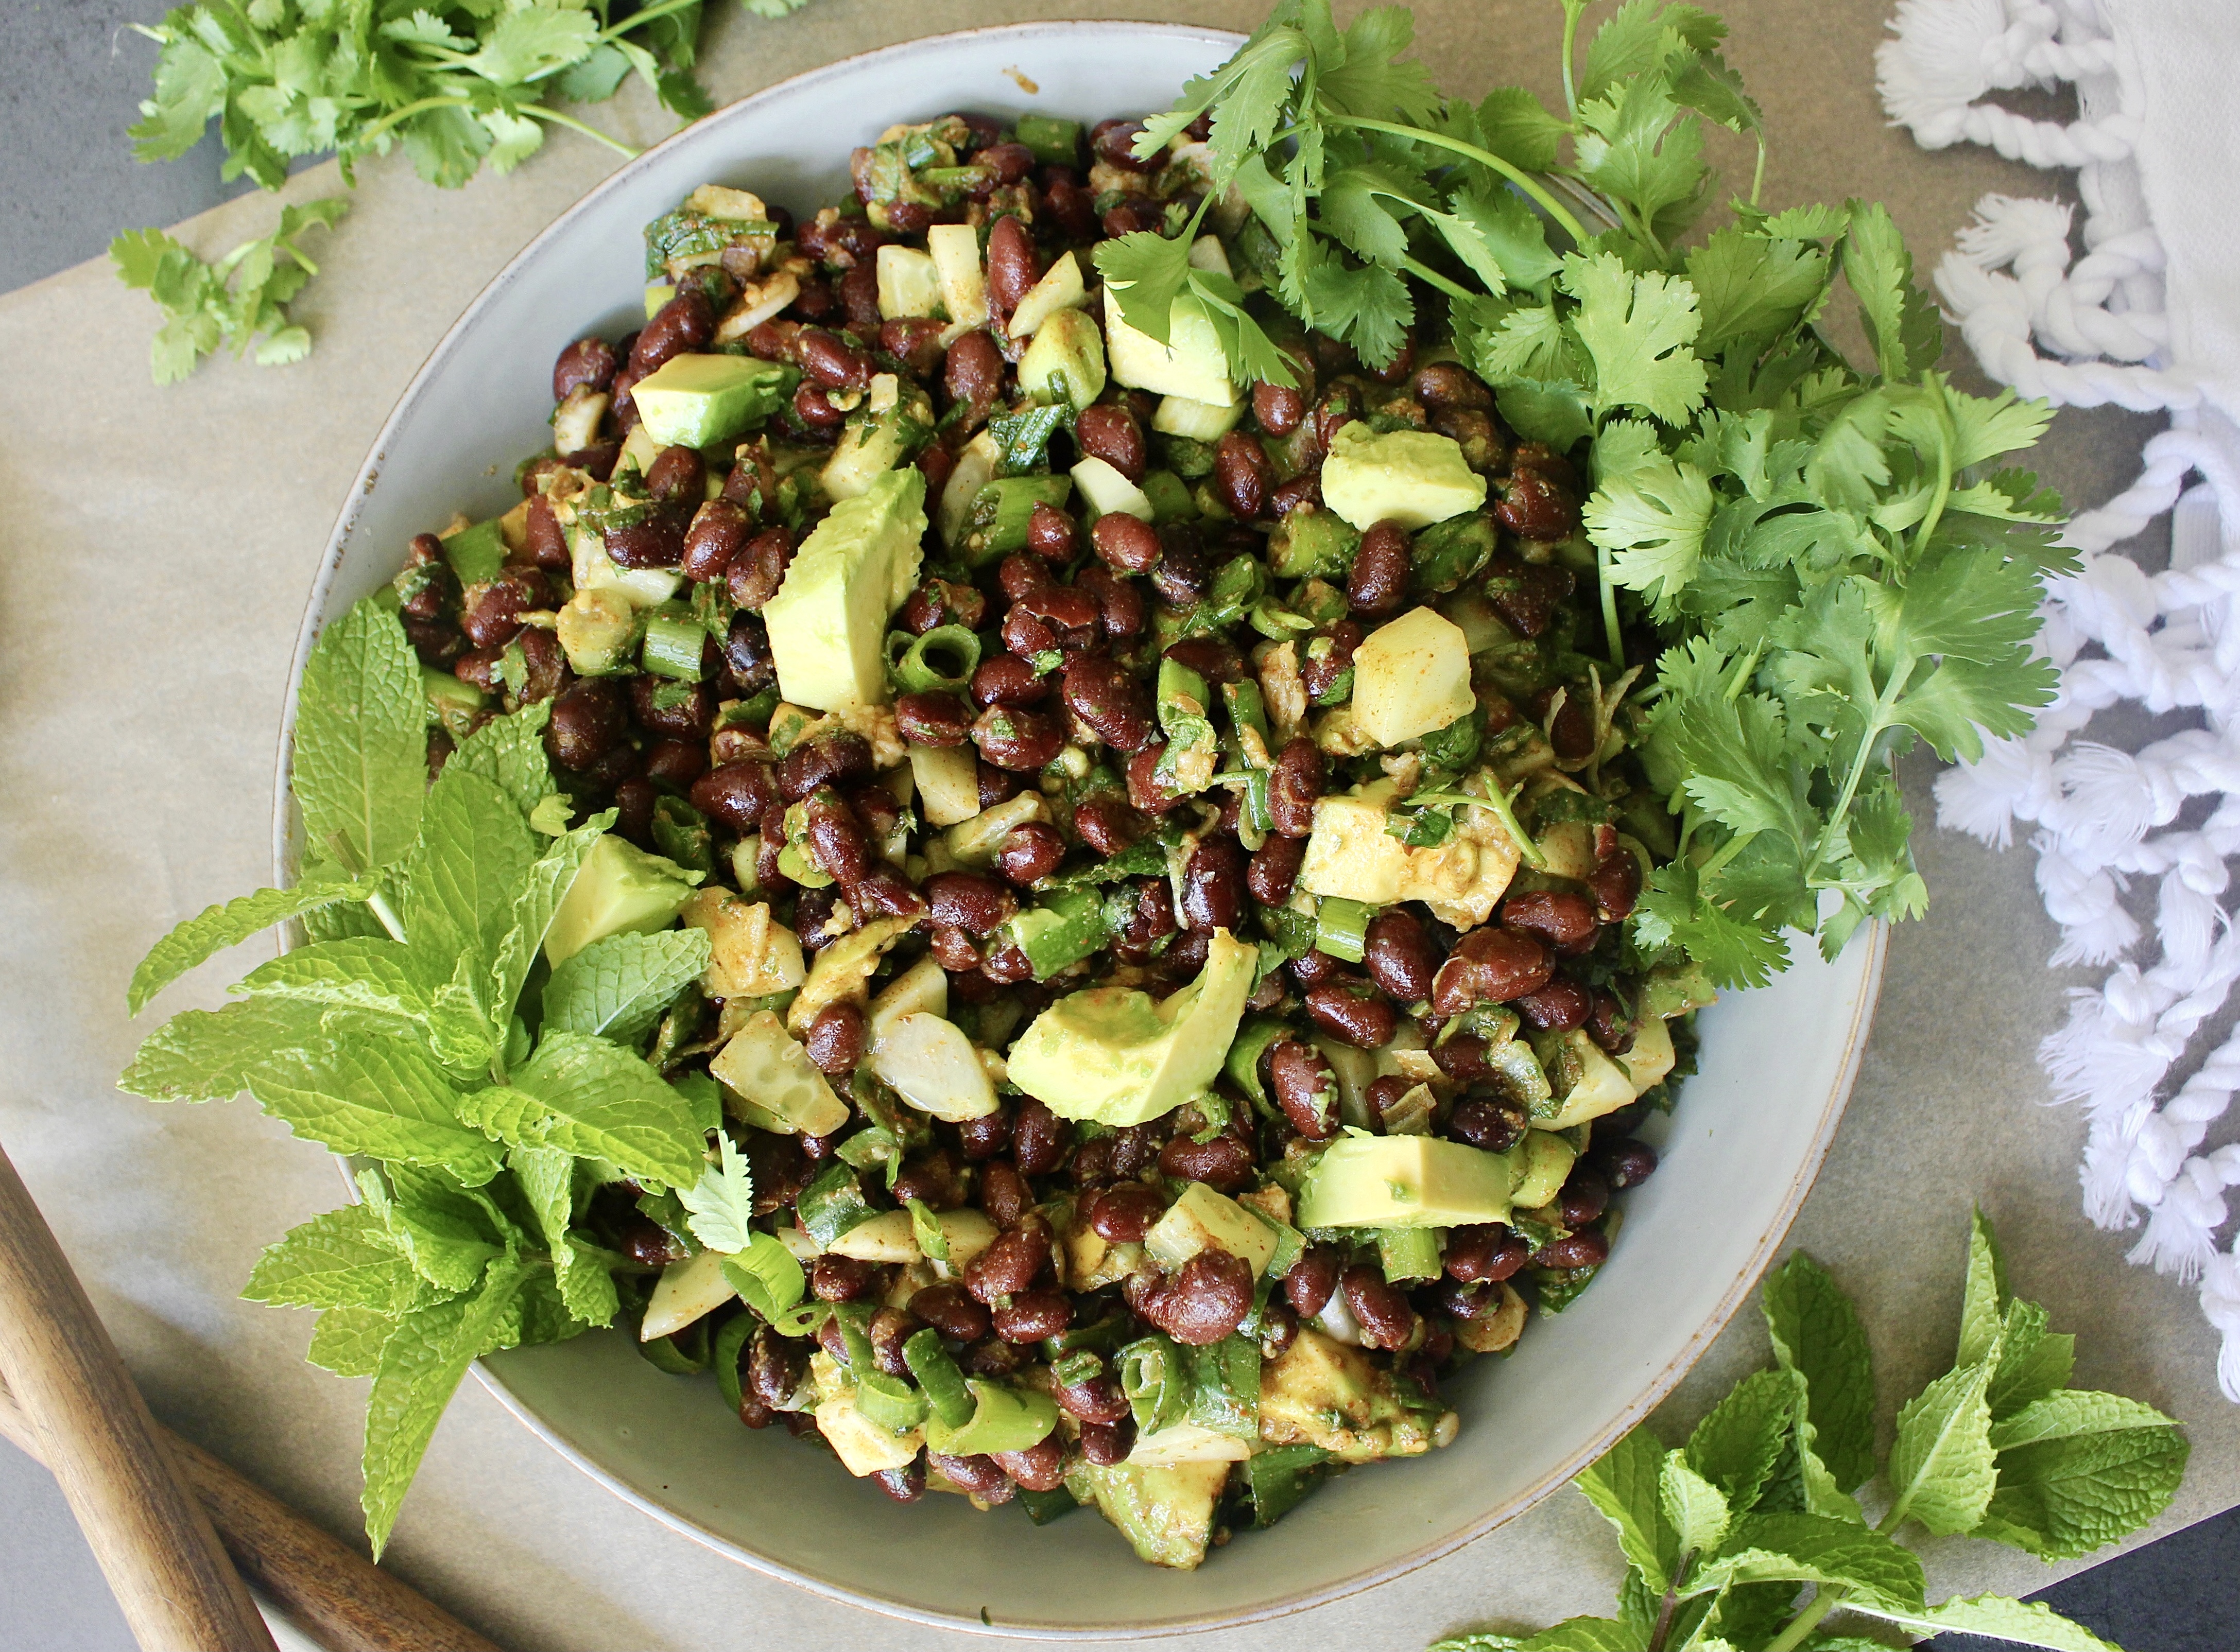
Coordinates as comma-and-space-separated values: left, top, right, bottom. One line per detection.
0, 1142, 278, 1651
0, 1384, 503, 1652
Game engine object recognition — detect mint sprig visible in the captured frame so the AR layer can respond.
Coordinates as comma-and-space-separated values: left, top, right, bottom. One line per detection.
1432, 1212, 2186, 1652
124, 594, 715, 1555
1121, 0, 2068, 986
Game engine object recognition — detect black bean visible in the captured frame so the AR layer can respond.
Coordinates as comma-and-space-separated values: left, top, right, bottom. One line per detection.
553, 336, 617, 402
1269, 1038, 1339, 1141
681, 498, 750, 583
1363, 908, 1439, 1003
1348, 519, 1411, 616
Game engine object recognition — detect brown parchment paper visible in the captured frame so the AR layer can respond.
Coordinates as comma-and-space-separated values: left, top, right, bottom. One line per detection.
0, 2, 2230, 1646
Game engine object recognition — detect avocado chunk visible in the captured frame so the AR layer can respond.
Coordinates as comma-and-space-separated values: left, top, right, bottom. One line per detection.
1504, 1127, 1577, 1209
629, 353, 796, 448
1065, 1460, 1230, 1569
1018, 305, 1107, 409
1350, 607, 1477, 746
1102, 288, 1238, 406
1143, 1182, 1280, 1276
874, 245, 944, 319
762, 467, 927, 712
1618, 1013, 1676, 1095
1257, 1327, 1440, 1463
1006, 930, 1256, 1126
1531, 1026, 1638, 1130
543, 834, 696, 966
1320, 423, 1487, 531
821, 378, 934, 501
1299, 779, 1522, 927
1295, 1135, 1513, 1228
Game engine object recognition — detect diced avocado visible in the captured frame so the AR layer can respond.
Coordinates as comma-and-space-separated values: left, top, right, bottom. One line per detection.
1619, 1014, 1677, 1095
1351, 607, 1476, 746
1018, 306, 1107, 409
875, 245, 945, 319
554, 588, 639, 675
1102, 287, 1238, 406
630, 353, 797, 448
1007, 931, 1257, 1126
423, 668, 486, 742
1257, 1327, 1439, 1463
644, 282, 675, 319
821, 381, 933, 502
1071, 455, 1154, 521
1298, 780, 1522, 927
763, 467, 927, 712
1295, 1135, 1513, 1228
1320, 423, 1487, 531
1504, 1128, 1577, 1209
1152, 394, 1245, 442
925, 223, 989, 329
1066, 1461, 1230, 1570
1140, 469, 1197, 523
685, 184, 768, 221
1642, 960, 1716, 1019
1268, 505, 1360, 579
1143, 1182, 1280, 1276
1531, 1027, 1638, 1130
1007, 249, 1089, 339
709, 1010, 851, 1137
544, 834, 697, 965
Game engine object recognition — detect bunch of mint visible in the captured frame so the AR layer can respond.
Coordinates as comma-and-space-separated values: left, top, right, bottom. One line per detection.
123, 598, 721, 1554
1435, 1213, 2187, 1652
113, 0, 817, 380
1099, 0, 2068, 987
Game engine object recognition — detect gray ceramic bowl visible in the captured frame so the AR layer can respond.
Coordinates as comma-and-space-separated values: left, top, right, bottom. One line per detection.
277, 20, 1887, 1637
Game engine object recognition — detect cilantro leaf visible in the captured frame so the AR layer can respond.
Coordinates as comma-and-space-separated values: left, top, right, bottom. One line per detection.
294, 600, 426, 879
1563, 253, 1709, 423
1581, 0, 1727, 100
678, 1133, 757, 1254
1843, 201, 1943, 379
1094, 230, 1195, 346
1469, 88, 1569, 172
110, 198, 346, 382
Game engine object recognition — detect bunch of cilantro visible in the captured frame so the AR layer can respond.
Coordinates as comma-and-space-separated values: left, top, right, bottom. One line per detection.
120, 599, 758, 1554
113, 0, 815, 380
1436, 1212, 2187, 1652
1098, 0, 2068, 990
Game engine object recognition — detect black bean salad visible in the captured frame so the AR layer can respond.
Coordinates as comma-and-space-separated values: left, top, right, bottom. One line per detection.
380, 106, 1714, 1567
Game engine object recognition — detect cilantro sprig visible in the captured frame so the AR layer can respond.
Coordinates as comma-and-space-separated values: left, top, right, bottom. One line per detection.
124, 595, 723, 1555
117, 0, 818, 379
108, 199, 348, 384
1435, 1212, 2186, 1652
1122, 0, 2067, 985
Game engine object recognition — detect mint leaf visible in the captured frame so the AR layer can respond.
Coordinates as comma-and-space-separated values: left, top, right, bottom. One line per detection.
1563, 253, 1709, 424
508, 1145, 616, 1328
679, 1133, 756, 1254
447, 701, 556, 816
247, 1038, 501, 1183
401, 763, 540, 984
360, 1257, 523, 1558
294, 600, 425, 877
556, 1239, 621, 1327
488, 814, 613, 1040
541, 928, 711, 1042
243, 1205, 419, 1313
1987, 1297, 2074, 1420
1977, 1411, 2187, 1559
1685, 1367, 1795, 1508
237, 937, 440, 1024
1959, 1206, 2010, 1366
357, 1168, 502, 1295
1886, 1352, 2001, 1536
1687, 1511, 1925, 1610
119, 998, 331, 1103
307, 1305, 398, 1378
128, 879, 376, 1014
1659, 1451, 1729, 1561
467, 1031, 705, 1188
1761, 1252, 1876, 1492
1990, 1389, 2177, 1450
1572, 1424, 1678, 1590
1850, 1592, 2124, 1652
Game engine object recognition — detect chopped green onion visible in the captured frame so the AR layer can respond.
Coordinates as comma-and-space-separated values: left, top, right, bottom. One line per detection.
902, 1328, 976, 1430
1315, 896, 1375, 963
924, 1379, 1060, 1456
796, 1164, 877, 1249
642, 610, 707, 681
712, 1312, 754, 1416
1117, 1333, 1193, 1436
892, 624, 981, 694
1377, 1227, 1443, 1282
1013, 113, 1082, 167
853, 1370, 930, 1434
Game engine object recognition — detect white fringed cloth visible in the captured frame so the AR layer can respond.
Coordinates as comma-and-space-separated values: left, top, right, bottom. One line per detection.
1880, 0, 2240, 1397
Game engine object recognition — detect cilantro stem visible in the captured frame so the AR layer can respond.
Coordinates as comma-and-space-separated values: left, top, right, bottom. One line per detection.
598, 0, 707, 45
1399, 255, 1473, 304
1725, 639, 1763, 701
364, 889, 407, 946
1761, 1583, 1845, 1652
1595, 542, 1624, 671
522, 105, 640, 159
1801, 672, 1905, 886
1320, 115, 1591, 247
1470, 776, 1548, 871
357, 94, 475, 145
1560, 1, 1586, 120
1910, 373, 1957, 560
1701, 827, 1758, 877
1749, 136, 1768, 208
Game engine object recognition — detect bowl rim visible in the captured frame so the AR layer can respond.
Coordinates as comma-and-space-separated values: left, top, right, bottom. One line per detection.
270, 18, 1888, 1637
